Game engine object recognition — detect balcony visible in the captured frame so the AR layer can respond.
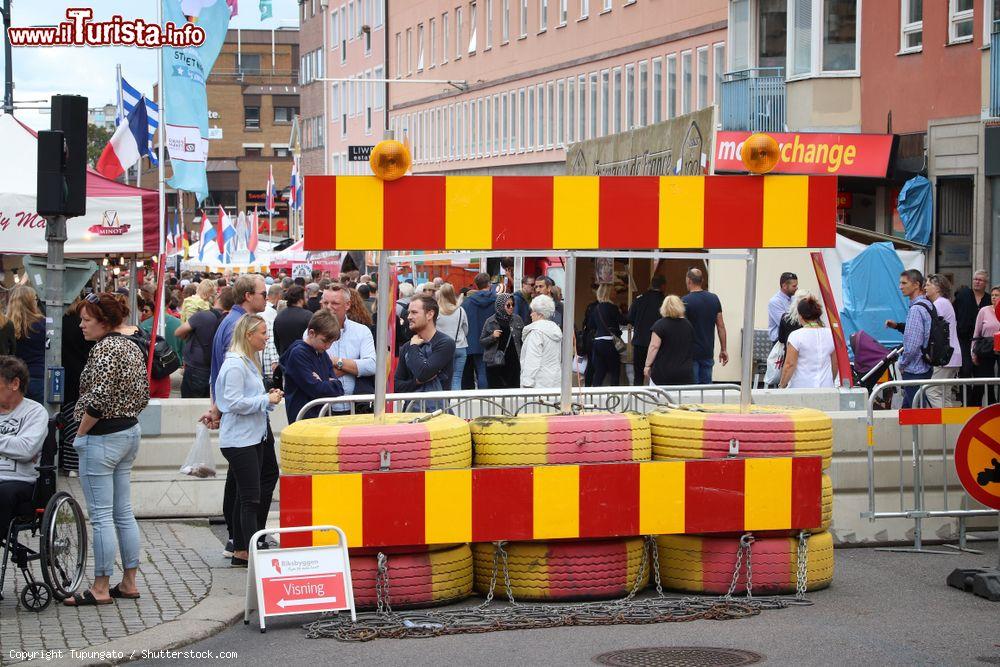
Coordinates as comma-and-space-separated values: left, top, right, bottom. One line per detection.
992, 21, 1000, 117
720, 68, 786, 133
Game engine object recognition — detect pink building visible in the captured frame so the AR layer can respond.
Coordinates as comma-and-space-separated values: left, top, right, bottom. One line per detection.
388, 0, 728, 175
299, 0, 387, 176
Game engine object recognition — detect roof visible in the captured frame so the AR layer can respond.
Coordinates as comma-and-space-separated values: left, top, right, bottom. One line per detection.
207, 159, 239, 172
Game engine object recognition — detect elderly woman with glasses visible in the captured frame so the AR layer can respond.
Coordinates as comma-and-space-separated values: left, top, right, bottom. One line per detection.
279, 310, 344, 423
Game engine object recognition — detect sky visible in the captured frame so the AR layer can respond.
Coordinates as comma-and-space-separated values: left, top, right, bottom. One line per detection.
0, 0, 299, 130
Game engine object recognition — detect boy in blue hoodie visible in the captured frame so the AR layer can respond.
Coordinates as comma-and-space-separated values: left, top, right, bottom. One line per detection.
279, 310, 344, 423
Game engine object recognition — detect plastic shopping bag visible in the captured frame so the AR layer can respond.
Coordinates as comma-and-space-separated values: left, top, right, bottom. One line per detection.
180, 423, 217, 478
764, 341, 784, 387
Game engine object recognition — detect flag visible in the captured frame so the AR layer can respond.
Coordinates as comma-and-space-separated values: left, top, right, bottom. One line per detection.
259, 0, 272, 20
182, 233, 191, 260
97, 98, 150, 180
298, 173, 304, 210
289, 160, 298, 211
165, 208, 177, 254
248, 207, 259, 262
265, 164, 276, 213
198, 210, 216, 261
118, 76, 159, 166
162, 0, 231, 202
217, 206, 236, 261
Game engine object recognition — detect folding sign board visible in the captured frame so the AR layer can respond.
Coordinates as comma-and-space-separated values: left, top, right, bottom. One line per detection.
303, 175, 838, 251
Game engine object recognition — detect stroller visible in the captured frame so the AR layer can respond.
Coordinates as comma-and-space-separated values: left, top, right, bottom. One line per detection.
850, 330, 903, 409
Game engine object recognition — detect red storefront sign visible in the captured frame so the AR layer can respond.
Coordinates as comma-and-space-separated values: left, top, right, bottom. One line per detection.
261, 572, 347, 616
715, 131, 894, 177
837, 191, 853, 209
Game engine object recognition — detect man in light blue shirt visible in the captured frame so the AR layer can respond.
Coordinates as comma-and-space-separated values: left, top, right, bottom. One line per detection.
312, 286, 376, 415
767, 272, 798, 343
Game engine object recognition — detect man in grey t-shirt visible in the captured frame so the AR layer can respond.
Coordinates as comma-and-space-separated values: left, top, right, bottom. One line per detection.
0, 356, 49, 538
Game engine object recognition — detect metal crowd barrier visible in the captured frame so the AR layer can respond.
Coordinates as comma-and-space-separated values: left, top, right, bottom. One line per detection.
863, 377, 1000, 554
297, 383, 744, 423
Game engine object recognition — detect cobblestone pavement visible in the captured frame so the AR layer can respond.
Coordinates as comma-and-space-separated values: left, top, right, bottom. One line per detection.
0, 521, 212, 665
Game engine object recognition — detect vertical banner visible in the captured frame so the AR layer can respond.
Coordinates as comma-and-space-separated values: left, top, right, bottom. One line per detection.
811, 252, 854, 387
161, 0, 232, 202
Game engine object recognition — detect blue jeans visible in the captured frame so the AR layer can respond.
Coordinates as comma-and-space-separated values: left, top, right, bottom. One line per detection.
467, 353, 489, 389
693, 358, 714, 384
902, 369, 933, 409
27, 377, 44, 404
74, 425, 141, 578
451, 348, 468, 391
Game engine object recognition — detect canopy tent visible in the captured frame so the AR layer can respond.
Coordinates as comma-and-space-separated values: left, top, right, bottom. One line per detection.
269, 238, 341, 276
179, 238, 275, 273
0, 114, 159, 256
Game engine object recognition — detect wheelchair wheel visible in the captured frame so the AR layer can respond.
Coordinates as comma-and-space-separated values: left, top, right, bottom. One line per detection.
40, 492, 87, 600
20, 581, 52, 612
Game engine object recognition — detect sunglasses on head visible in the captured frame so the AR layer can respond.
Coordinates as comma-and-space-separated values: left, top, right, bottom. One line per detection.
84, 293, 101, 303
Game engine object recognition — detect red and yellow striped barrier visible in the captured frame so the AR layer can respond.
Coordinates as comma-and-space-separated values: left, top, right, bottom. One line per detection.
898, 407, 980, 426
349, 544, 473, 609
303, 175, 837, 251
279, 457, 823, 548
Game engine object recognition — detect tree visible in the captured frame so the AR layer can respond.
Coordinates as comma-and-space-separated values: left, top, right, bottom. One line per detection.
87, 123, 112, 167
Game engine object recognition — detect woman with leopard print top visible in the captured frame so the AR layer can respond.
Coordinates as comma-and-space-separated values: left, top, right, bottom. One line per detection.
65, 293, 149, 607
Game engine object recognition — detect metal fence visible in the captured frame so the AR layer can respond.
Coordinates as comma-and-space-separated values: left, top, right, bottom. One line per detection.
297, 384, 744, 422
720, 68, 786, 133
863, 377, 1000, 554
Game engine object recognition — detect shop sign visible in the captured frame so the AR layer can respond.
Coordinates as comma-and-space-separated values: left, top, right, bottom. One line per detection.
837, 192, 853, 209
715, 131, 894, 177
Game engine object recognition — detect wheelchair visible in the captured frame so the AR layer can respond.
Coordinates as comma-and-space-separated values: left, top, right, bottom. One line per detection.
0, 417, 87, 612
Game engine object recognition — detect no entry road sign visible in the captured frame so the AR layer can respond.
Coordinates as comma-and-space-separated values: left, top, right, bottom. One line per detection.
954, 404, 1000, 511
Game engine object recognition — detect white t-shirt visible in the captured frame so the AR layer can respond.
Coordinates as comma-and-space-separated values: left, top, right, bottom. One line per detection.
786, 326, 835, 389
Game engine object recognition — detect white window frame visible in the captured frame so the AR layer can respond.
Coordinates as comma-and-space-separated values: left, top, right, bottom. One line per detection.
527, 86, 536, 150
697, 46, 708, 110
625, 63, 635, 130
443, 12, 450, 64
900, 0, 922, 53
713, 43, 725, 106
518, 88, 526, 151
556, 78, 565, 146
600, 68, 609, 137
340, 7, 348, 63
456, 6, 464, 59
502, 0, 510, 41
984, 0, 1000, 43
348, 1, 356, 40
406, 28, 413, 75
638, 60, 648, 127
538, 83, 546, 147
540, 0, 548, 32
612, 66, 622, 134
374, 65, 385, 109
577, 74, 586, 141
469, 1, 478, 53
680, 51, 691, 114
559, 0, 568, 25
949, 0, 974, 44
520, 0, 528, 37
417, 24, 425, 71
375, 0, 384, 27
787, 0, 862, 80
430, 18, 437, 67
501, 93, 509, 154
666, 53, 676, 119
580, 0, 589, 19
567, 76, 577, 142
486, 0, 494, 48
602, 0, 612, 12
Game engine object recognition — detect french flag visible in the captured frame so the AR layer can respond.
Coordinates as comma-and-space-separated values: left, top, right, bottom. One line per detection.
97, 98, 149, 180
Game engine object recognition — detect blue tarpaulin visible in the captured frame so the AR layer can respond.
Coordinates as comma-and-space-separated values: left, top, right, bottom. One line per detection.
898, 175, 932, 246
840, 242, 909, 349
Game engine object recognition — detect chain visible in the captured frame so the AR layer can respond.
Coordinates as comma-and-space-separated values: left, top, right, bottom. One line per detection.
498, 542, 518, 606
649, 536, 665, 597
478, 542, 501, 609
743, 534, 754, 599
374, 552, 394, 618
795, 531, 809, 601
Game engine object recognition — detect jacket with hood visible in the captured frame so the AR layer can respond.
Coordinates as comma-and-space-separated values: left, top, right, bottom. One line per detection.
461, 286, 497, 355
520, 319, 563, 388
279, 339, 344, 423
481, 314, 525, 366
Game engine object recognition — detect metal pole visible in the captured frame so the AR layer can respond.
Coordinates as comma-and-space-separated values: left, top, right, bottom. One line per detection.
374, 251, 391, 423
739, 249, 757, 413
2, 0, 12, 115
560, 252, 577, 414
43, 215, 66, 419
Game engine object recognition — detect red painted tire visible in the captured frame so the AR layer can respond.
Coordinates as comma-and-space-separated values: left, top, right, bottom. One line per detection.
280, 413, 472, 474
648, 404, 833, 468
349, 543, 473, 610
470, 413, 651, 466
471, 538, 648, 601
655, 532, 834, 596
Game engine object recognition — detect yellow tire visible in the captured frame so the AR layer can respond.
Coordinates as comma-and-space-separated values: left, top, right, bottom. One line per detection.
472, 538, 648, 601
470, 412, 651, 466
349, 543, 473, 610
280, 413, 471, 474
648, 404, 833, 468
655, 531, 834, 595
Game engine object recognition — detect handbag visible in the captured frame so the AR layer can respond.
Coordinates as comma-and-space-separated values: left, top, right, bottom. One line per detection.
595, 305, 627, 356
764, 341, 785, 386
972, 336, 995, 358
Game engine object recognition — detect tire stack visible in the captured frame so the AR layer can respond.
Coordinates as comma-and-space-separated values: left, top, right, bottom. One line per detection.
469, 412, 651, 601
280, 413, 474, 609
648, 404, 835, 595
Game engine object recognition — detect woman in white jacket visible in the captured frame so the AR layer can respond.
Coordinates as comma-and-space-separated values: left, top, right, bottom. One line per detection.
520, 295, 563, 388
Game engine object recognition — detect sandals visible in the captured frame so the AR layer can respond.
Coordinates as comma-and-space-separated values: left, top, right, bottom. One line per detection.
110, 584, 140, 600
63, 590, 114, 606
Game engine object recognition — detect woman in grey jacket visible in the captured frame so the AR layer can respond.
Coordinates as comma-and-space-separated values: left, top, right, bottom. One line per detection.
216, 314, 283, 566
480, 293, 524, 389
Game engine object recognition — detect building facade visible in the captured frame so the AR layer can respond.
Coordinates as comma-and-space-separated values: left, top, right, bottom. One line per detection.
298, 0, 387, 177
386, 0, 728, 176
204, 28, 300, 240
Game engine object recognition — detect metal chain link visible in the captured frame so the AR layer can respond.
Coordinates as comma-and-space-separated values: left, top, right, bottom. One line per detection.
374, 552, 395, 618
795, 530, 809, 601
743, 534, 754, 600
649, 536, 665, 597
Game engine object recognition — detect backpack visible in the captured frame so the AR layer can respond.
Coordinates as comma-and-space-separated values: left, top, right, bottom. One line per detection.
128, 327, 181, 380
914, 302, 954, 367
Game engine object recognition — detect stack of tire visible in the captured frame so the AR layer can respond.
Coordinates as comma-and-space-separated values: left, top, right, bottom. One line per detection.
469, 412, 652, 601
648, 404, 834, 595
280, 413, 474, 609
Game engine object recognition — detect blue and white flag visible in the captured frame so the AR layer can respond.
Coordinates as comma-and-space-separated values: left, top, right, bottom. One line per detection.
118, 76, 159, 166
161, 0, 231, 202
198, 211, 217, 262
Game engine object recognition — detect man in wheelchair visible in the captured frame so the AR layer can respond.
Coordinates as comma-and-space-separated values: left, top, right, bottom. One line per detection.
0, 356, 48, 543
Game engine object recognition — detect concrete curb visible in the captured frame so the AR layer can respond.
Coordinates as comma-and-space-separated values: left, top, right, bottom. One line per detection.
42, 523, 246, 667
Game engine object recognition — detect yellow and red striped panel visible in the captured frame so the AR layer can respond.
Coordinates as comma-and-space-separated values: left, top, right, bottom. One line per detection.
898, 407, 980, 426
470, 412, 650, 467
303, 175, 837, 251
471, 538, 647, 601
278, 456, 823, 548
